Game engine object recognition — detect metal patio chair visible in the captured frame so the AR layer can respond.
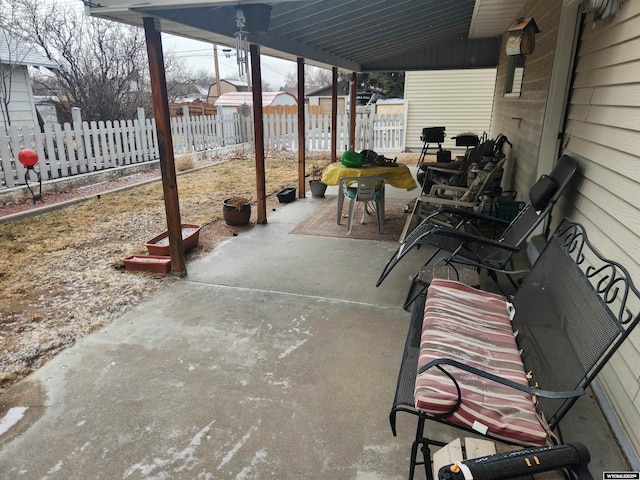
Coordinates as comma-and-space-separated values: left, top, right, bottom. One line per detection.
400, 156, 508, 243
376, 155, 579, 302
417, 133, 512, 195
390, 219, 640, 480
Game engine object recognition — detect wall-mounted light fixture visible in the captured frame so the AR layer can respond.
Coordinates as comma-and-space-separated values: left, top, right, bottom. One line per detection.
505, 17, 540, 56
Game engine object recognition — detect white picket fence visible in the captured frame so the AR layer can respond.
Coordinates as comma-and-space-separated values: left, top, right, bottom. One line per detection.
172, 112, 245, 153
0, 110, 403, 189
0, 109, 244, 189
242, 112, 404, 152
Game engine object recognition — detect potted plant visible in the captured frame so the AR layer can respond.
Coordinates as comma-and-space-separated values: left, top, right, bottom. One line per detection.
222, 195, 251, 226
308, 163, 328, 198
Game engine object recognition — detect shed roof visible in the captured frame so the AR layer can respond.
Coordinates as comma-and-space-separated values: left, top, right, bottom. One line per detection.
0, 31, 58, 69
376, 98, 404, 105
214, 91, 296, 107
213, 79, 249, 88
88, 0, 526, 72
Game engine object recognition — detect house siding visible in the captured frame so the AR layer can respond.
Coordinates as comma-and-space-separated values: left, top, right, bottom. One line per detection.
207, 80, 248, 103
312, 96, 346, 114
490, 0, 640, 461
2, 65, 38, 130
489, 0, 562, 196
404, 69, 497, 154
560, 0, 640, 457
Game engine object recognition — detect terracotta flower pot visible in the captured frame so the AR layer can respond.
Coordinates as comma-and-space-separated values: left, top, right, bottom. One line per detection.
222, 198, 251, 226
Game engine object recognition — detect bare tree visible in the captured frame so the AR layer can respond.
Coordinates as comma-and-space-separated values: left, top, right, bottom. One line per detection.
191, 68, 216, 94
306, 66, 332, 87
8, 0, 153, 123
282, 65, 334, 91
165, 65, 217, 103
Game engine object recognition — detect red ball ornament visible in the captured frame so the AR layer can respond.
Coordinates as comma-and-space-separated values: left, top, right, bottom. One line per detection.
18, 149, 38, 167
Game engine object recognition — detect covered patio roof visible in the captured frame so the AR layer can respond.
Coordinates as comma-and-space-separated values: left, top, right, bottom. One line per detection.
88, 0, 525, 72
87, 0, 528, 274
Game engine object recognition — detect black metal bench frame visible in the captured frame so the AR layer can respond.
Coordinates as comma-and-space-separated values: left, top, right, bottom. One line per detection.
390, 219, 640, 480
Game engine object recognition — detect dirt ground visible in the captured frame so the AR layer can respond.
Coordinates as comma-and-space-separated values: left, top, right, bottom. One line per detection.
0, 149, 417, 394
0, 148, 326, 393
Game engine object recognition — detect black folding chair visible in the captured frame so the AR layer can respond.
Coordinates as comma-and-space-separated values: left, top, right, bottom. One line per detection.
376, 155, 579, 303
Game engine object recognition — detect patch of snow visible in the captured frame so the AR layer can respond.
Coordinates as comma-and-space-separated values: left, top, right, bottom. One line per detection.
0, 406, 28, 436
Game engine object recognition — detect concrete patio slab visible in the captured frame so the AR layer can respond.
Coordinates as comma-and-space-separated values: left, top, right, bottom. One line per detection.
0, 181, 631, 479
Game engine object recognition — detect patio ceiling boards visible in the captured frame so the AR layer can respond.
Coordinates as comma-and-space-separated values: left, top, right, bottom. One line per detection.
88, 0, 526, 73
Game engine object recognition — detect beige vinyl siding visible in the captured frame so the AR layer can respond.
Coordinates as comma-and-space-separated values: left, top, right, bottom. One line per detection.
404, 69, 496, 153
2, 65, 38, 130
376, 103, 403, 116
489, 0, 562, 198
318, 97, 345, 115
560, 0, 640, 456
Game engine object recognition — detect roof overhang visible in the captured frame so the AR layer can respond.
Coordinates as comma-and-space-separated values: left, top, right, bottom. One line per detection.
88, 0, 526, 72
0, 30, 58, 69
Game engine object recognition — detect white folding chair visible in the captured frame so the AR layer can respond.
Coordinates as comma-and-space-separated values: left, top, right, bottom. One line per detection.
337, 176, 386, 234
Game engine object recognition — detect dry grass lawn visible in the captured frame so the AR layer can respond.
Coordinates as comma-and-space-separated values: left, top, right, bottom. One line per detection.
0, 147, 338, 392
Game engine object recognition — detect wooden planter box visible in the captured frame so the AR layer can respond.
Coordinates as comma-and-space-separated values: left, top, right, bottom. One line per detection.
145, 224, 201, 256
123, 255, 171, 274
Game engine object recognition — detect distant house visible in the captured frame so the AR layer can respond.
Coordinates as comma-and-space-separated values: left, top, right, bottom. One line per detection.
174, 84, 209, 103
214, 91, 297, 116
207, 79, 249, 104
306, 85, 347, 115
0, 31, 57, 131
305, 86, 393, 115
375, 98, 404, 116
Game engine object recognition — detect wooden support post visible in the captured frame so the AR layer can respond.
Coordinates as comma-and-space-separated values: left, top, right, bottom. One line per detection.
331, 66, 338, 162
250, 44, 267, 224
350, 72, 357, 151
297, 57, 306, 198
142, 17, 186, 277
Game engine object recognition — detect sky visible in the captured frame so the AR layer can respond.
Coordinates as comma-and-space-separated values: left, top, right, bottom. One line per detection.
53, 0, 298, 89
161, 35, 298, 89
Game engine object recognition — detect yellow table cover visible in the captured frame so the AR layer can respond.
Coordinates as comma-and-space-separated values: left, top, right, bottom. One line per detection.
321, 163, 417, 190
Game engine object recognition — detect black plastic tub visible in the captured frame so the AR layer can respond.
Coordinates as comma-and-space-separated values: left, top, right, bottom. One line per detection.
276, 187, 297, 203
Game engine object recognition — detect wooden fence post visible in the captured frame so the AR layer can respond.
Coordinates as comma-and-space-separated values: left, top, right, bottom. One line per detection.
137, 108, 148, 161
182, 105, 192, 152
72, 108, 87, 173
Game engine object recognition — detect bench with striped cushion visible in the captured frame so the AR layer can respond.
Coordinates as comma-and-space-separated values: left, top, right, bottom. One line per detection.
389, 220, 640, 480
416, 279, 547, 446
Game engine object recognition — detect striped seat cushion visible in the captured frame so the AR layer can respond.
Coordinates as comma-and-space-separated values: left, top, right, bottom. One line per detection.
415, 279, 548, 446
